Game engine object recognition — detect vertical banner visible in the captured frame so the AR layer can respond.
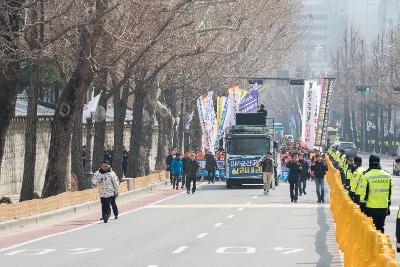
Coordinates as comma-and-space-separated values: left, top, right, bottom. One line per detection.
239, 84, 259, 113
216, 96, 227, 148
307, 80, 321, 149
205, 91, 217, 151
223, 86, 242, 130
315, 78, 336, 146
197, 96, 208, 151
301, 80, 314, 145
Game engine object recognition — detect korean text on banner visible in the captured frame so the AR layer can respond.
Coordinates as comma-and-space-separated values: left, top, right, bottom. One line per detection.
197, 96, 208, 150
307, 80, 321, 149
301, 80, 314, 145
315, 79, 336, 146
223, 86, 242, 130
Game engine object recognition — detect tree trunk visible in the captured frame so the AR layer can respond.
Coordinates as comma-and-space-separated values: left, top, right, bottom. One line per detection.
92, 88, 108, 171
112, 83, 129, 178
71, 99, 85, 190
127, 84, 156, 177
379, 105, 385, 154
351, 105, 357, 143
155, 114, 174, 170
342, 97, 351, 141
42, 3, 107, 197
0, 1, 24, 176
20, 63, 39, 201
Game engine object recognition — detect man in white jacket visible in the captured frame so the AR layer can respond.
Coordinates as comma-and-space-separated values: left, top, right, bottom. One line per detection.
92, 160, 120, 223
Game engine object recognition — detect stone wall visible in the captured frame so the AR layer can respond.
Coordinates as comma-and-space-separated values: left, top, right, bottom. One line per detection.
0, 118, 146, 196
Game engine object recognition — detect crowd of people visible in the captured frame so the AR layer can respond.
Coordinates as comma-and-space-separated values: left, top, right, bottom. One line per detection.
166, 149, 222, 194
274, 140, 328, 203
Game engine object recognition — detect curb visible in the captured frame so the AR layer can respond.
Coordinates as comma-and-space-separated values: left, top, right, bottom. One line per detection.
0, 181, 170, 236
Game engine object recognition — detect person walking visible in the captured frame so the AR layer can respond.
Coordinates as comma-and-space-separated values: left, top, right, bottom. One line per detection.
261, 152, 274, 195
92, 160, 120, 223
171, 153, 183, 190
186, 153, 200, 194
181, 153, 190, 189
166, 149, 175, 184
286, 153, 302, 203
299, 154, 309, 196
205, 151, 217, 184
122, 149, 129, 177
310, 154, 328, 203
359, 155, 392, 233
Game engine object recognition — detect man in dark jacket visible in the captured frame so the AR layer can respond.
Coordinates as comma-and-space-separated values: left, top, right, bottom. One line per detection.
257, 104, 268, 118
122, 149, 129, 177
299, 154, 309, 196
181, 153, 190, 189
286, 153, 302, 203
310, 154, 328, 203
166, 149, 175, 184
261, 152, 274, 195
205, 151, 217, 184
186, 154, 200, 194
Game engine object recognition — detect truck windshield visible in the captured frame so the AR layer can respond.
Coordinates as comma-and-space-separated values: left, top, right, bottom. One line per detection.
227, 138, 269, 155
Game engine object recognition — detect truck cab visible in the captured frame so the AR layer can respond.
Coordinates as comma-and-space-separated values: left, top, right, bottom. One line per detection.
224, 113, 275, 188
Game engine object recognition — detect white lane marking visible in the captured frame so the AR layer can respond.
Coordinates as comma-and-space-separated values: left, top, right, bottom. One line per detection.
0, 190, 189, 252
147, 265, 159, 267
5, 249, 56, 256
67, 248, 103, 255
238, 207, 244, 212
252, 196, 258, 199
273, 247, 304, 255
227, 214, 235, 219
246, 201, 252, 204
196, 233, 208, 239
172, 246, 188, 254
216, 247, 256, 254
214, 223, 223, 227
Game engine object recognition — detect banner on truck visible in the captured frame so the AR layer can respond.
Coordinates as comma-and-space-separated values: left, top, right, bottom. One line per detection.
227, 157, 263, 178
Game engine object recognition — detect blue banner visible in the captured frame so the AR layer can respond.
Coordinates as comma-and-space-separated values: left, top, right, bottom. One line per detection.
228, 156, 263, 178
239, 85, 259, 113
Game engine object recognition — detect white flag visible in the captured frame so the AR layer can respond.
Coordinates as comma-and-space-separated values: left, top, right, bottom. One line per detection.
83, 93, 101, 119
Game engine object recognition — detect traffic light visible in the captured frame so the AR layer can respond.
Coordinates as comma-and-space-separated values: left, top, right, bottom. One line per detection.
356, 86, 371, 92
248, 78, 264, 85
289, 79, 305, 85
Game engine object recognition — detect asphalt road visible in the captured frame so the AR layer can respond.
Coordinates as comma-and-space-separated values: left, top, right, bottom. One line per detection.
0, 181, 343, 267
359, 152, 400, 257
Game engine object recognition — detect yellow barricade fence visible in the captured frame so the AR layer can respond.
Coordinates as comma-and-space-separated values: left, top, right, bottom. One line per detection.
0, 171, 167, 222
326, 157, 399, 267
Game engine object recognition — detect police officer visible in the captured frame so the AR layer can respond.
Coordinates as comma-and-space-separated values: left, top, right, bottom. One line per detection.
333, 147, 340, 169
359, 155, 392, 233
339, 150, 347, 185
349, 156, 364, 202
344, 156, 355, 191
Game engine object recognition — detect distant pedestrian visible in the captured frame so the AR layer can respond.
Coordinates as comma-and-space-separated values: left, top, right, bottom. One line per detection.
82, 145, 87, 168
261, 152, 274, 195
122, 149, 129, 177
205, 151, 217, 184
104, 145, 113, 166
299, 154, 309, 196
166, 149, 175, 184
92, 160, 120, 223
310, 154, 328, 203
257, 104, 268, 118
286, 153, 302, 203
186, 153, 200, 194
181, 153, 190, 189
171, 153, 183, 190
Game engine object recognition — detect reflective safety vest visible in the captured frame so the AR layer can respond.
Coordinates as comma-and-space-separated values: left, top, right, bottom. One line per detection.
351, 167, 364, 193
364, 169, 392, 209
334, 151, 340, 163
328, 148, 333, 157
346, 165, 353, 182
340, 154, 347, 169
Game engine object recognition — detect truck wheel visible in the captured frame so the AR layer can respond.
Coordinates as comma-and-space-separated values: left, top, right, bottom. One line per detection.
226, 180, 232, 188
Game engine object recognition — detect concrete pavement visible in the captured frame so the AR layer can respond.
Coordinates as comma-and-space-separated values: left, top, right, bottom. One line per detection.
0, 181, 343, 267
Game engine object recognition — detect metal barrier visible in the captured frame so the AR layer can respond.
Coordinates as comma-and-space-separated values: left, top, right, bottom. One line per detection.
326, 158, 399, 267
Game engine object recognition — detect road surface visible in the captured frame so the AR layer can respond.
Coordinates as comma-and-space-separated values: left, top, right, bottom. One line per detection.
0, 181, 343, 267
